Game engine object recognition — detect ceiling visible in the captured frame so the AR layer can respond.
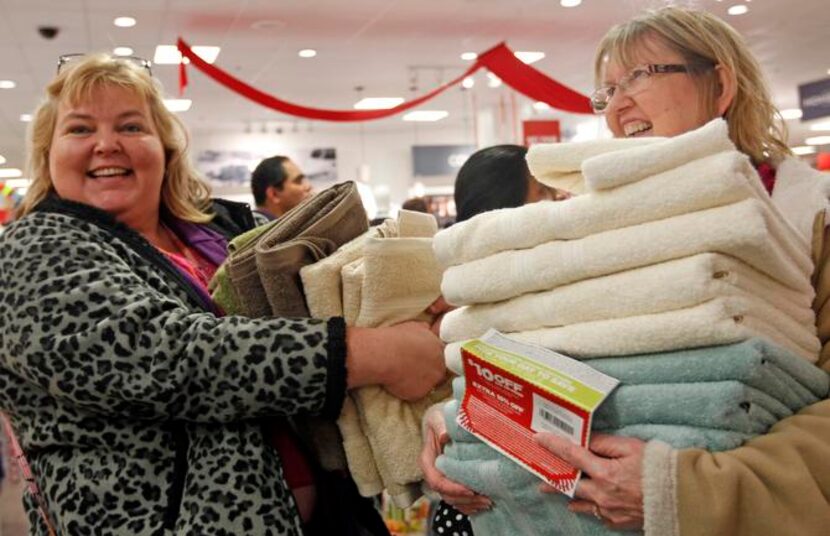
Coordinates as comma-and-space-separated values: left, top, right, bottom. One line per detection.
1, 0, 829, 174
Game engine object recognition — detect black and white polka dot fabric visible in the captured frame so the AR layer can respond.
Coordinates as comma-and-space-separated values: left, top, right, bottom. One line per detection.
431, 501, 474, 535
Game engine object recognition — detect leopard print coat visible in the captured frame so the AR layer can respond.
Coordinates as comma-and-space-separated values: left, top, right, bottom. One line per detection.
0, 197, 348, 535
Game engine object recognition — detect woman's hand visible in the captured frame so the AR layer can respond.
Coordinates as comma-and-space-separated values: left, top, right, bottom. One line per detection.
346, 321, 446, 401
427, 296, 455, 337
534, 432, 645, 530
420, 404, 492, 515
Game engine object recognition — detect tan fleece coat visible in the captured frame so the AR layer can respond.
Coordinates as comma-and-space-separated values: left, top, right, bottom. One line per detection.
672, 162, 830, 536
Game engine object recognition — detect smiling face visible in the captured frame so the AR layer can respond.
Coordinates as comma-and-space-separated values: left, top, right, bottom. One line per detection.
601, 36, 718, 140
49, 84, 166, 229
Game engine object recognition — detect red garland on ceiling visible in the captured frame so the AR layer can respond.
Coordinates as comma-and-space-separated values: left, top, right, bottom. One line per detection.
176, 38, 592, 121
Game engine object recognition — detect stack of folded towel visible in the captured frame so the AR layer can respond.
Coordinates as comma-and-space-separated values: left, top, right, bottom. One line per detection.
431, 119, 829, 535
300, 209, 451, 508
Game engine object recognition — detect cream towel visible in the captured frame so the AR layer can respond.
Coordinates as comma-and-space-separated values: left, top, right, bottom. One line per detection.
433, 151, 757, 268
582, 118, 734, 191
526, 136, 656, 193
441, 198, 814, 306
440, 253, 816, 343
341, 258, 365, 326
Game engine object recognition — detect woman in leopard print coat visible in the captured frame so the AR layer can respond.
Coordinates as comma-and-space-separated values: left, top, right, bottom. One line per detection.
0, 54, 445, 535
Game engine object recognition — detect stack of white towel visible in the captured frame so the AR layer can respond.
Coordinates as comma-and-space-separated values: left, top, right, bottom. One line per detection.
435, 119, 820, 364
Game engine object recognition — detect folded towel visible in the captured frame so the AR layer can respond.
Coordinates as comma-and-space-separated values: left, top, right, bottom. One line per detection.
441, 198, 814, 306
220, 221, 279, 317
341, 258, 365, 325
526, 136, 657, 193
582, 118, 733, 192
441, 253, 815, 343
339, 395, 384, 497
434, 150, 757, 268
209, 220, 276, 314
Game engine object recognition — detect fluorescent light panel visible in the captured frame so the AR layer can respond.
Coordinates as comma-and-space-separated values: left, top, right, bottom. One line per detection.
533, 101, 551, 110
460, 52, 478, 61
298, 49, 317, 58
0, 155, 5, 164
728, 5, 749, 15
0, 168, 23, 178
154, 45, 220, 65
353, 97, 404, 110
20, 114, 32, 122
114, 16, 136, 27
805, 135, 830, 146
163, 99, 192, 112
3, 178, 31, 188
561, 0, 582, 7
792, 146, 817, 156
780, 108, 802, 120
514, 51, 545, 64
0, 80, 16, 89
402, 110, 448, 122
808, 122, 830, 132
113, 47, 134, 57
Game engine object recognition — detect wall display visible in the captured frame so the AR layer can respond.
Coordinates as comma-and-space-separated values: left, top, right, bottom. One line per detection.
799, 77, 830, 121
412, 145, 475, 177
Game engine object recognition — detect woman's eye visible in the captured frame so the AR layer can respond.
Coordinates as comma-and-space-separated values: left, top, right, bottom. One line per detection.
67, 125, 92, 134
121, 123, 145, 133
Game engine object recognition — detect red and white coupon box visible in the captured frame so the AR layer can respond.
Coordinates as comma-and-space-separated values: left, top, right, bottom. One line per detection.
457, 330, 619, 497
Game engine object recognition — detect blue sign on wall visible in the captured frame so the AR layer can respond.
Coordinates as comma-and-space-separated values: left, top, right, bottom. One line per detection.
799, 77, 830, 121
412, 145, 476, 177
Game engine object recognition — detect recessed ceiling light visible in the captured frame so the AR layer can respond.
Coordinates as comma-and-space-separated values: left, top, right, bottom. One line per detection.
727, 5, 749, 15
298, 49, 317, 58
19, 114, 32, 122
402, 110, 448, 122
809, 122, 830, 132
514, 51, 545, 64
114, 17, 136, 28
0, 80, 16, 89
0, 168, 23, 178
113, 47, 134, 57
462, 77, 475, 89
780, 108, 803, 120
487, 73, 502, 88
154, 45, 220, 65
533, 101, 551, 111
163, 99, 192, 112
792, 146, 817, 156
805, 135, 830, 146
560, 0, 582, 7
460, 52, 478, 61
353, 97, 404, 110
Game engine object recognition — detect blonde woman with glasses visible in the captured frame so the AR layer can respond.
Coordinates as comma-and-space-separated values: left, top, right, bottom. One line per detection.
423, 6, 830, 536
0, 53, 446, 535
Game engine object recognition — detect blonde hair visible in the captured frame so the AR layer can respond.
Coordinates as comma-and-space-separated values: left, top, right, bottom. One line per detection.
594, 5, 790, 164
18, 53, 213, 221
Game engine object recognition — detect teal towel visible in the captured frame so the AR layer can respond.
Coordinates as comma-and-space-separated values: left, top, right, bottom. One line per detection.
587, 339, 828, 410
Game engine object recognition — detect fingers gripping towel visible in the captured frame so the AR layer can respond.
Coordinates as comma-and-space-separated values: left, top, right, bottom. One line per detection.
440, 253, 816, 343
441, 198, 814, 306
434, 150, 756, 268
582, 118, 734, 191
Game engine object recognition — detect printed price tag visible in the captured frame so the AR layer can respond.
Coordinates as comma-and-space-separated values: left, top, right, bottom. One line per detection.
458, 330, 619, 496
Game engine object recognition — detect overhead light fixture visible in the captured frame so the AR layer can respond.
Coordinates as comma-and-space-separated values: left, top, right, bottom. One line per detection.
514, 51, 545, 64
298, 49, 317, 58
154, 45, 220, 65
460, 52, 478, 61
487, 73, 502, 88
805, 135, 830, 146
560, 0, 582, 6
780, 108, 803, 120
2, 178, 30, 188
462, 77, 475, 89
402, 110, 448, 122
163, 99, 192, 112
114, 16, 136, 28
727, 5, 749, 15
19, 114, 32, 122
792, 146, 817, 156
809, 122, 830, 132
353, 97, 404, 110
0, 80, 16, 89
113, 46, 134, 57
0, 168, 23, 178
533, 101, 551, 111
0, 154, 5, 165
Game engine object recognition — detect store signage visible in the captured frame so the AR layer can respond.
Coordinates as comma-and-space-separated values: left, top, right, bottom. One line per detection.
799, 77, 830, 121
412, 145, 476, 176
523, 120, 561, 146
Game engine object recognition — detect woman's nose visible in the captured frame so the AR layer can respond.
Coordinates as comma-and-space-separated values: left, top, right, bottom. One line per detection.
93, 130, 122, 154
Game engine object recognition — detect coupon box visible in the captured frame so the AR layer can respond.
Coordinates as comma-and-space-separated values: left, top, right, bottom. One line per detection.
457, 330, 619, 497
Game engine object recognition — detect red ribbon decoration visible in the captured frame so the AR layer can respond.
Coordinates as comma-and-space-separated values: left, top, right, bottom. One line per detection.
176, 38, 592, 121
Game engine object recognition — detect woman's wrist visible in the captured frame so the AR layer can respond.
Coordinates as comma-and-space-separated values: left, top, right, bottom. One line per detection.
345, 325, 390, 390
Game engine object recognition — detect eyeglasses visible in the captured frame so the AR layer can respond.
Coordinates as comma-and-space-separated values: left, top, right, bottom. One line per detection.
590, 64, 695, 114
56, 53, 153, 76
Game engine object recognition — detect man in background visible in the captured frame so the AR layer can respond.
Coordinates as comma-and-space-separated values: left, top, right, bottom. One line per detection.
251, 155, 313, 220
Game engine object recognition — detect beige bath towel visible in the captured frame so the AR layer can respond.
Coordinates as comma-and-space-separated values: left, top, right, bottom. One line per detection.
582, 118, 734, 191
341, 258, 365, 326
441, 198, 814, 306
433, 151, 757, 268
440, 253, 816, 343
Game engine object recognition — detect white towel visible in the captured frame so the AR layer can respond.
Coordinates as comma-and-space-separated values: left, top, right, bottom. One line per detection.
445, 297, 820, 375
582, 118, 734, 191
441, 198, 813, 306
433, 151, 757, 268
440, 253, 816, 343
526, 137, 657, 193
